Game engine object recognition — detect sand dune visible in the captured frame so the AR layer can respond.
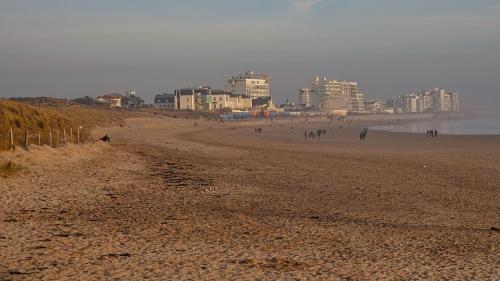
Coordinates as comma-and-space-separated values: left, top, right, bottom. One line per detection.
1, 117, 499, 280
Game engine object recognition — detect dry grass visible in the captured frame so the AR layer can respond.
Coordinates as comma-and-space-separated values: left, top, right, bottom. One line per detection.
0, 160, 22, 178
0, 100, 151, 151
0, 100, 74, 151
0, 98, 217, 152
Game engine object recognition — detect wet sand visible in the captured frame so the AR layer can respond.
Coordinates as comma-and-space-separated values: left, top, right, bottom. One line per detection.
1, 117, 499, 280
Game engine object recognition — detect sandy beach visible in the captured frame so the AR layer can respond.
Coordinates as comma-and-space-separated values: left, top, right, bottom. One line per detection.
1, 117, 499, 280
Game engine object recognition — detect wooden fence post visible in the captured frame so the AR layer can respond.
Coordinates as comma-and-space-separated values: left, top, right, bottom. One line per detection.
10, 127, 15, 151
56, 130, 60, 146
49, 128, 53, 148
24, 129, 29, 150
77, 127, 80, 144
70, 128, 73, 143
63, 129, 67, 144
38, 131, 41, 146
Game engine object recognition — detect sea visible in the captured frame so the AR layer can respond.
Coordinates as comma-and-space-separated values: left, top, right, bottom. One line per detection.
371, 117, 500, 135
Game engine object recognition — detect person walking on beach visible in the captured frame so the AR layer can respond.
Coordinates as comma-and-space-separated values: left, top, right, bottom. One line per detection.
430, 130, 434, 138
359, 128, 368, 141
434, 130, 438, 138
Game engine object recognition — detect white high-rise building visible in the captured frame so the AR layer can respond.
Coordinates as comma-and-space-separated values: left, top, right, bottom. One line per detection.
225, 71, 271, 99
298, 88, 311, 108
340, 81, 365, 113
310, 77, 365, 114
310, 77, 344, 113
392, 88, 460, 113
450, 92, 460, 112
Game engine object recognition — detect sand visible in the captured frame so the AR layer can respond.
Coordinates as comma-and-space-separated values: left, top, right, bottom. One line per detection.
1, 117, 499, 280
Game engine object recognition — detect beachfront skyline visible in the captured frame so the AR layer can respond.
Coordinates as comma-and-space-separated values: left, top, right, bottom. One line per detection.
1, 1, 499, 110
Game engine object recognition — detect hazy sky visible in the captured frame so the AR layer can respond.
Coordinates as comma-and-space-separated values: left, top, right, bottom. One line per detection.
1, 0, 499, 109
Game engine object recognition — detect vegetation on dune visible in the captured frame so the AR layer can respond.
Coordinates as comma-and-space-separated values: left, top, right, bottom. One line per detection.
0, 97, 219, 152
53, 106, 148, 128
0, 99, 150, 151
0, 160, 22, 178
0, 100, 75, 151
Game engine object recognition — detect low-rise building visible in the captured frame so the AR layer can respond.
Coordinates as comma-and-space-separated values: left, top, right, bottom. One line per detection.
365, 100, 389, 114
97, 90, 144, 109
252, 96, 273, 109
227, 93, 252, 110
154, 93, 176, 109
123, 90, 144, 109
174, 87, 252, 111
175, 88, 210, 110
96, 93, 124, 108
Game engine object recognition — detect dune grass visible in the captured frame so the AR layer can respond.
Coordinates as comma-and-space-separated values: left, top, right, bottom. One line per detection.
0, 99, 152, 151
0, 160, 22, 178
0, 100, 75, 151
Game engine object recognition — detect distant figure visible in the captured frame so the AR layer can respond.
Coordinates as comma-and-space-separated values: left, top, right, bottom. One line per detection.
430, 130, 434, 138
100, 134, 111, 142
194, 122, 198, 127
360, 128, 368, 141
434, 130, 438, 138
305, 131, 307, 139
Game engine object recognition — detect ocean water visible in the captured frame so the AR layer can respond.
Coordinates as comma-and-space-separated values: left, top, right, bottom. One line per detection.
371, 117, 500, 135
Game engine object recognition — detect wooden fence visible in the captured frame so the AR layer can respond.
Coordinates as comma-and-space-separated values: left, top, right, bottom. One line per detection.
6, 126, 95, 151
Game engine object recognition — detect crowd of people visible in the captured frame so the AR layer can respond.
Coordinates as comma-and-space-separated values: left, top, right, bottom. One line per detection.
427, 130, 439, 137
305, 129, 327, 140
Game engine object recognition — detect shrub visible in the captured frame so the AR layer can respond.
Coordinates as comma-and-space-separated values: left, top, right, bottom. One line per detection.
0, 160, 22, 178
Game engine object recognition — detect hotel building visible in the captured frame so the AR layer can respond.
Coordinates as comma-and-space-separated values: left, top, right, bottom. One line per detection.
225, 71, 271, 99
309, 77, 365, 115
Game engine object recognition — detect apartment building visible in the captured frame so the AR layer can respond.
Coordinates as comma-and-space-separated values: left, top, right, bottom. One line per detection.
309, 77, 365, 114
298, 88, 311, 108
225, 71, 271, 99
392, 88, 460, 113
